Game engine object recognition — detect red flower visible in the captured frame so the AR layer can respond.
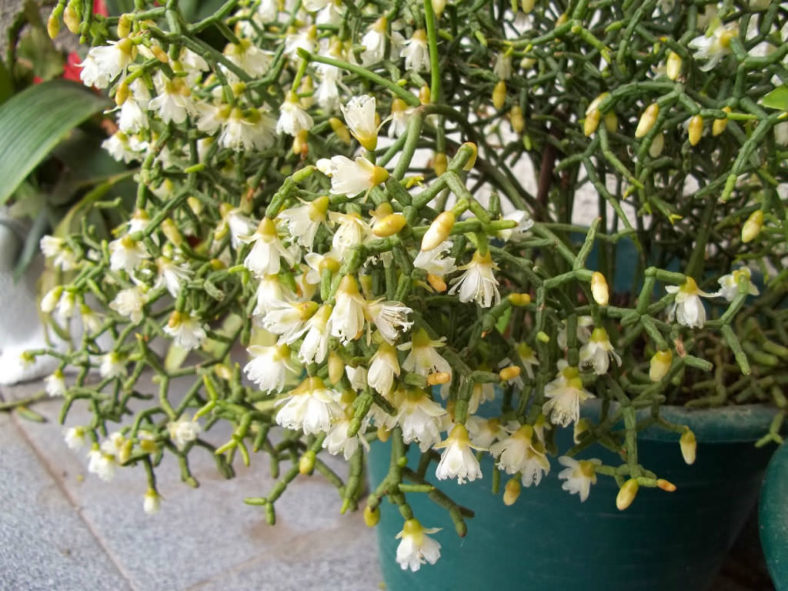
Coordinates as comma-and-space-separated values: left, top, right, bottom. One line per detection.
63, 52, 83, 82
93, 0, 108, 16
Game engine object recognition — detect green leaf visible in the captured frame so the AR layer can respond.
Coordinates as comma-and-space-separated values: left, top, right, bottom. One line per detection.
0, 79, 109, 207
762, 85, 788, 111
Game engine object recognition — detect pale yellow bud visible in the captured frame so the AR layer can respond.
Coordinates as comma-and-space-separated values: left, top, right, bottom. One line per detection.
421, 211, 455, 251
432, 0, 447, 17
657, 479, 677, 492
328, 351, 344, 385
508, 293, 531, 306
493, 80, 507, 110
712, 107, 731, 136
299, 450, 316, 475
584, 109, 601, 137
372, 213, 406, 237
741, 210, 763, 243
616, 479, 639, 510
510, 106, 525, 133
376, 425, 390, 442
63, 5, 80, 34
635, 103, 659, 138
419, 85, 431, 105
427, 372, 451, 385
433, 152, 447, 176
364, 505, 380, 527
499, 366, 521, 381
521, 0, 535, 13
604, 111, 618, 133
161, 219, 183, 246
117, 14, 132, 38
47, 13, 60, 39
680, 429, 696, 465
188, 197, 203, 216
666, 51, 682, 80
590, 272, 609, 306
649, 350, 672, 382
427, 273, 447, 292
649, 133, 665, 158
214, 364, 233, 381
151, 45, 170, 63
688, 115, 703, 146
503, 477, 522, 505
115, 81, 129, 106
293, 129, 309, 156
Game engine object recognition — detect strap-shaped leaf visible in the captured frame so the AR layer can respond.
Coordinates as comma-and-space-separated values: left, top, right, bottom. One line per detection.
0, 79, 109, 206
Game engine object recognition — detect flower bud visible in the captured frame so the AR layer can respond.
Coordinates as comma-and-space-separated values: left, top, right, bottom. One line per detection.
657, 479, 677, 492
117, 14, 132, 38
493, 81, 507, 110
299, 450, 316, 475
328, 351, 344, 385
293, 129, 309, 156
329, 117, 352, 144
573, 417, 590, 444
376, 425, 390, 442
427, 273, 447, 292
741, 210, 763, 243
510, 106, 525, 133
47, 13, 60, 39
433, 0, 447, 17
427, 371, 451, 385
421, 211, 455, 251
161, 219, 183, 246
64, 2, 80, 34
712, 107, 731, 136
666, 51, 682, 80
688, 115, 703, 146
373, 213, 407, 237
590, 272, 609, 306
115, 81, 129, 106
151, 45, 170, 63
144, 488, 161, 514
649, 132, 665, 158
499, 366, 521, 381
521, 0, 535, 13
604, 111, 618, 133
680, 429, 696, 465
649, 350, 672, 382
508, 293, 531, 306
364, 505, 380, 527
584, 109, 601, 137
616, 478, 639, 510
419, 85, 431, 105
635, 103, 659, 138
503, 477, 522, 505
433, 152, 447, 176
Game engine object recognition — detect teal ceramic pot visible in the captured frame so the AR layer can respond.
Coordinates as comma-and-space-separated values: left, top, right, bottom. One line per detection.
760, 441, 788, 590
367, 404, 779, 591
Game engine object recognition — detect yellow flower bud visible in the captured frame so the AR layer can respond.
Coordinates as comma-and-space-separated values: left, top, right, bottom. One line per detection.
433, 152, 448, 176
680, 429, 696, 465
649, 132, 665, 158
590, 272, 609, 306
117, 14, 132, 38
649, 350, 673, 382
616, 478, 639, 511
328, 351, 344, 385
329, 117, 351, 144
635, 103, 659, 138
427, 273, 447, 292
214, 363, 233, 381
372, 213, 407, 237
584, 108, 601, 137
688, 115, 703, 146
521, 0, 535, 12
741, 210, 763, 243
433, 0, 447, 17
115, 81, 129, 106
188, 196, 203, 216
499, 366, 522, 381
666, 51, 682, 80
299, 450, 316, 475
427, 371, 451, 385
161, 219, 183, 247
419, 85, 431, 105
64, 4, 80, 34
508, 293, 531, 306
293, 129, 309, 156
657, 479, 677, 492
47, 13, 60, 39
151, 45, 170, 64
712, 106, 731, 136
510, 106, 525, 134
364, 505, 381, 527
604, 111, 618, 133
493, 80, 507, 110
421, 211, 455, 251
503, 477, 522, 505
376, 425, 390, 442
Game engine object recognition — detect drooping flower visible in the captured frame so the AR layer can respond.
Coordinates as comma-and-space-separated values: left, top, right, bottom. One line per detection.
242, 217, 298, 277
330, 275, 367, 343
328, 211, 371, 258
276, 93, 314, 137
489, 423, 550, 487
466, 416, 507, 449
275, 377, 343, 435
167, 417, 201, 450
99, 351, 126, 379
40, 236, 77, 271
341, 95, 379, 151
109, 235, 147, 272
435, 424, 483, 484
64, 426, 86, 451
220, 107, 276, 151
322, 407, 370, 460
244, 344, 299, 392
449, 250, 500, 308
388, 99, 412, 138
109, 286, 147, 324
413, 240, 457, 290
45, 369, 67, 397
143, 489, 161, 515
665, 277, 717, 328
164, 311, 207, 350
399, 328, 452, 381
368, 342, 400, 395
579, 327, 622, 375
493, 52, 513, 80
557, 456, 601, 502
395, 519, 442, 572
262, 300, 318, 342
316, 155, 389, 196
717, 267, 760, 302
361, 17, 389, 65
557, 315, 593, 349
542, 365, 595, 427
366, 300, 414, 343
87, 446, 116, 482
516, 343, 539, 379
688, 22, 738, 71
79, 39, 135, 88
149, 71, 198, 124
402, 29, 430, 73
155, 257, 191, 297
394, 388, 448, 451
277, 196, 330, 249
224, 39, 272, 77
297, 304, 333, 364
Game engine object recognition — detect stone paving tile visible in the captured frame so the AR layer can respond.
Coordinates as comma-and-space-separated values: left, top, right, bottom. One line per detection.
0, 410, 131, 591
7, 382, 383, 591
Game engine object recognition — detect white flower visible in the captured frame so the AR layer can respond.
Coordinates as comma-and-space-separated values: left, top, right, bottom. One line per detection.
317, 155, 389, 196
99, 352, 126, 379
466, 416, 507, 449
366, 300, 413, 343
579, 327, 621, 375
117, 95, 148, 133
253, 275, 295, 317
244, 344, 298, 392
388, 99, 412, 138
149, 72, 198, 124
56, 290, 77, 320
395, 388, 448, 451
41, 286, 62, 314
542, 365, 595, 427
516, 343, 539, 379
341, 95, 379, 151
402, 29, 430, 73
774, 121, 788, 146
102, 131, 147, 163
493, 53, 512, 80
262, 300, 317, 342
109, 286, 147, 324
665, 277, 717, 328
222, 207, 256, 249
143, 489, 161, 514
284, 26, 317, 59
155, 257, 191, 297
316, 65, 342, 111
109, 235, 147, 272
79, 39, 135, 88
224, 39, 272, 77
345, 365, 368, 392
489, 424, 550, 487
435, 424, 482, 484
316, 0, 343, 25
64, 426, 86, 451
361, 17, 388, 65
40, 236, 77, 271
328, 211, 370, 258
256, 0, 279, 22
400, 329, 452, 382
330, 275, 367, 343
449, 251, 500, 308
242, 217, 298, 277
298, 304, 332, 364
717, 267, 760, 302
164, 311, 207, 350
322, 413, 369, 460
557, 456, 601, 502
277, 196, 329, 249
497, 210, 534, 241
220, 107, 276, 151
413, 240, 457, 278
468, 381, 495, 414
275, 377, 343, 435
167, 417, 201, 450
688, 22, 738, 72
396, 518, 441, 572
87, 447, 116, 482
557, 315, 593, 349
277, 93, 314, 137
45, 370, 66, 397
80, 305, 102, 335
368, 342, 400, 395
